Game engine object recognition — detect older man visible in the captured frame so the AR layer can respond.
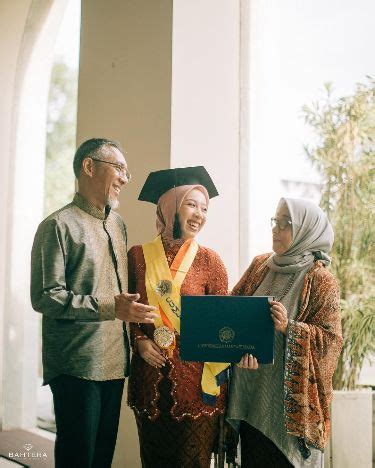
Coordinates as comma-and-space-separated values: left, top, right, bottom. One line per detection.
31, 138, 156, 468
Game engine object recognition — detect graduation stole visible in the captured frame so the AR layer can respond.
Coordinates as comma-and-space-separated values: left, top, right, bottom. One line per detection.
142, 235, 229, 405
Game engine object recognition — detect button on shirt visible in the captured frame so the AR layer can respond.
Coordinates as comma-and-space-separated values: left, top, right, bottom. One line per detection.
31, 193, 130, 384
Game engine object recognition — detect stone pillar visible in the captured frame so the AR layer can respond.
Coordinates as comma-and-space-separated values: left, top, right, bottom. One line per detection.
78, 2, 173, 465
77, 0, 174, 246
77, 1, 241, 465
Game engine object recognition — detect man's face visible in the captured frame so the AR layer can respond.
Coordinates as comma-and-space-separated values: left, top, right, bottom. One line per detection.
90, 147, 129, 209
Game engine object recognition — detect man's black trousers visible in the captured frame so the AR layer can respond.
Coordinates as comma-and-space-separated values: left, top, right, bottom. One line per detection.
50, 374, 125, 468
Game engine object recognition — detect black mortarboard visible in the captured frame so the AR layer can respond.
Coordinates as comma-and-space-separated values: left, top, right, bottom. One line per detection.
138, 166, 219, 204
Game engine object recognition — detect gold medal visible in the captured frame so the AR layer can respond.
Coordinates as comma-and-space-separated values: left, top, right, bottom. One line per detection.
154, 325, 175, 349
155, 279, 172, 297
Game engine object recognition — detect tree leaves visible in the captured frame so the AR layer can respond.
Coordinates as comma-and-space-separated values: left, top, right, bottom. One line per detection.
302, 77, 375, 390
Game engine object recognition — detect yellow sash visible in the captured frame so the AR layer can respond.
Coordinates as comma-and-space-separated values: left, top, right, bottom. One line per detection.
142, 236, 229, 403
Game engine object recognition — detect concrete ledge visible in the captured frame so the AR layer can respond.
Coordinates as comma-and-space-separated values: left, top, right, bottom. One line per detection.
325, 390, 373, 468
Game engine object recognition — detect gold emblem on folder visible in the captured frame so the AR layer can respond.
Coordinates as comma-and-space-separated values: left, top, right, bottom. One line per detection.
219, 327, 235, 343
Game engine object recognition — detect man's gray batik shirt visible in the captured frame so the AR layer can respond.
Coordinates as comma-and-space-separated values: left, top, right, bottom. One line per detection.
31, 193, 130, 384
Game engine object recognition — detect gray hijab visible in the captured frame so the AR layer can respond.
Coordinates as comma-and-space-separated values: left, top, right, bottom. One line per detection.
267, 197, 334, 273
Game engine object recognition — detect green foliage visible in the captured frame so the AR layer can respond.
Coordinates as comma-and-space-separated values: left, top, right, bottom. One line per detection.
44, 59, 78, 217
302, 78, 375, 390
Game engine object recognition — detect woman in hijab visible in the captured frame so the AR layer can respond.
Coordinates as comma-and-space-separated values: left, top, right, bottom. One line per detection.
127, 167, 229, 468
226, 198, 343, 468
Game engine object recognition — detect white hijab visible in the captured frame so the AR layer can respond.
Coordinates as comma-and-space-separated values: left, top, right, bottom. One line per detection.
267, 198, 334, 273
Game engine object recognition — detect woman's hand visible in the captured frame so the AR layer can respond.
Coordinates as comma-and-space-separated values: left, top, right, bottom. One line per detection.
269, 299, 288, 335
237, 354, 259, 370
137, 339, 167, 368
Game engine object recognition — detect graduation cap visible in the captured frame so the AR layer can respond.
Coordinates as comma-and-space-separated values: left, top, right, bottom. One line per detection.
138, 166, 218, 204
138, 166, 219, 239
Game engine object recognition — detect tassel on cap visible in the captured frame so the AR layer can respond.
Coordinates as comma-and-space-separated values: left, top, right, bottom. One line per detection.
172, 171, 182, 239
173, 213, 181, 239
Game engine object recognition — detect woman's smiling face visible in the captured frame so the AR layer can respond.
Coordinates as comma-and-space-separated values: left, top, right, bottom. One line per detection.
179, 188, 208, 240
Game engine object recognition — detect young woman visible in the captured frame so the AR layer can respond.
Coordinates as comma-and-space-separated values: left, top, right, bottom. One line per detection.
127, 167, 229, 468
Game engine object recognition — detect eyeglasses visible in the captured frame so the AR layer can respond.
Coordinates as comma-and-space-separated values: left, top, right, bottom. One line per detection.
270, 217, 292, 231
90, 157, 131, 182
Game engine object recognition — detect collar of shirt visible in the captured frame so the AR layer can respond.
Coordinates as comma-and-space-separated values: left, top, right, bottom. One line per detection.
73, 192, 111, 220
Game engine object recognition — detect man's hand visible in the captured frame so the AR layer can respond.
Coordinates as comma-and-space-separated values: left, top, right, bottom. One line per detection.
115, 293, 157, 323
137, 339, 166, 368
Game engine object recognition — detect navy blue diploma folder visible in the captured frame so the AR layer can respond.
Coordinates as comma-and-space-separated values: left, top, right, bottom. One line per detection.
180, 296, 274, 364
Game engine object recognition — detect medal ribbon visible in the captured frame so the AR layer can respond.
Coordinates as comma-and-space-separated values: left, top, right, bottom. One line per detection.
143, 237, 197, 357
142, 236, 229, 404
143, 236, 197, 332
157, 238, 194, 332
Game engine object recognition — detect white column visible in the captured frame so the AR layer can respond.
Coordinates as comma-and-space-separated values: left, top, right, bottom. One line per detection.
0, 0, 67, 429
0, 0, 32, 430
78, 2, 174, 465
171, 0, 241, 286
